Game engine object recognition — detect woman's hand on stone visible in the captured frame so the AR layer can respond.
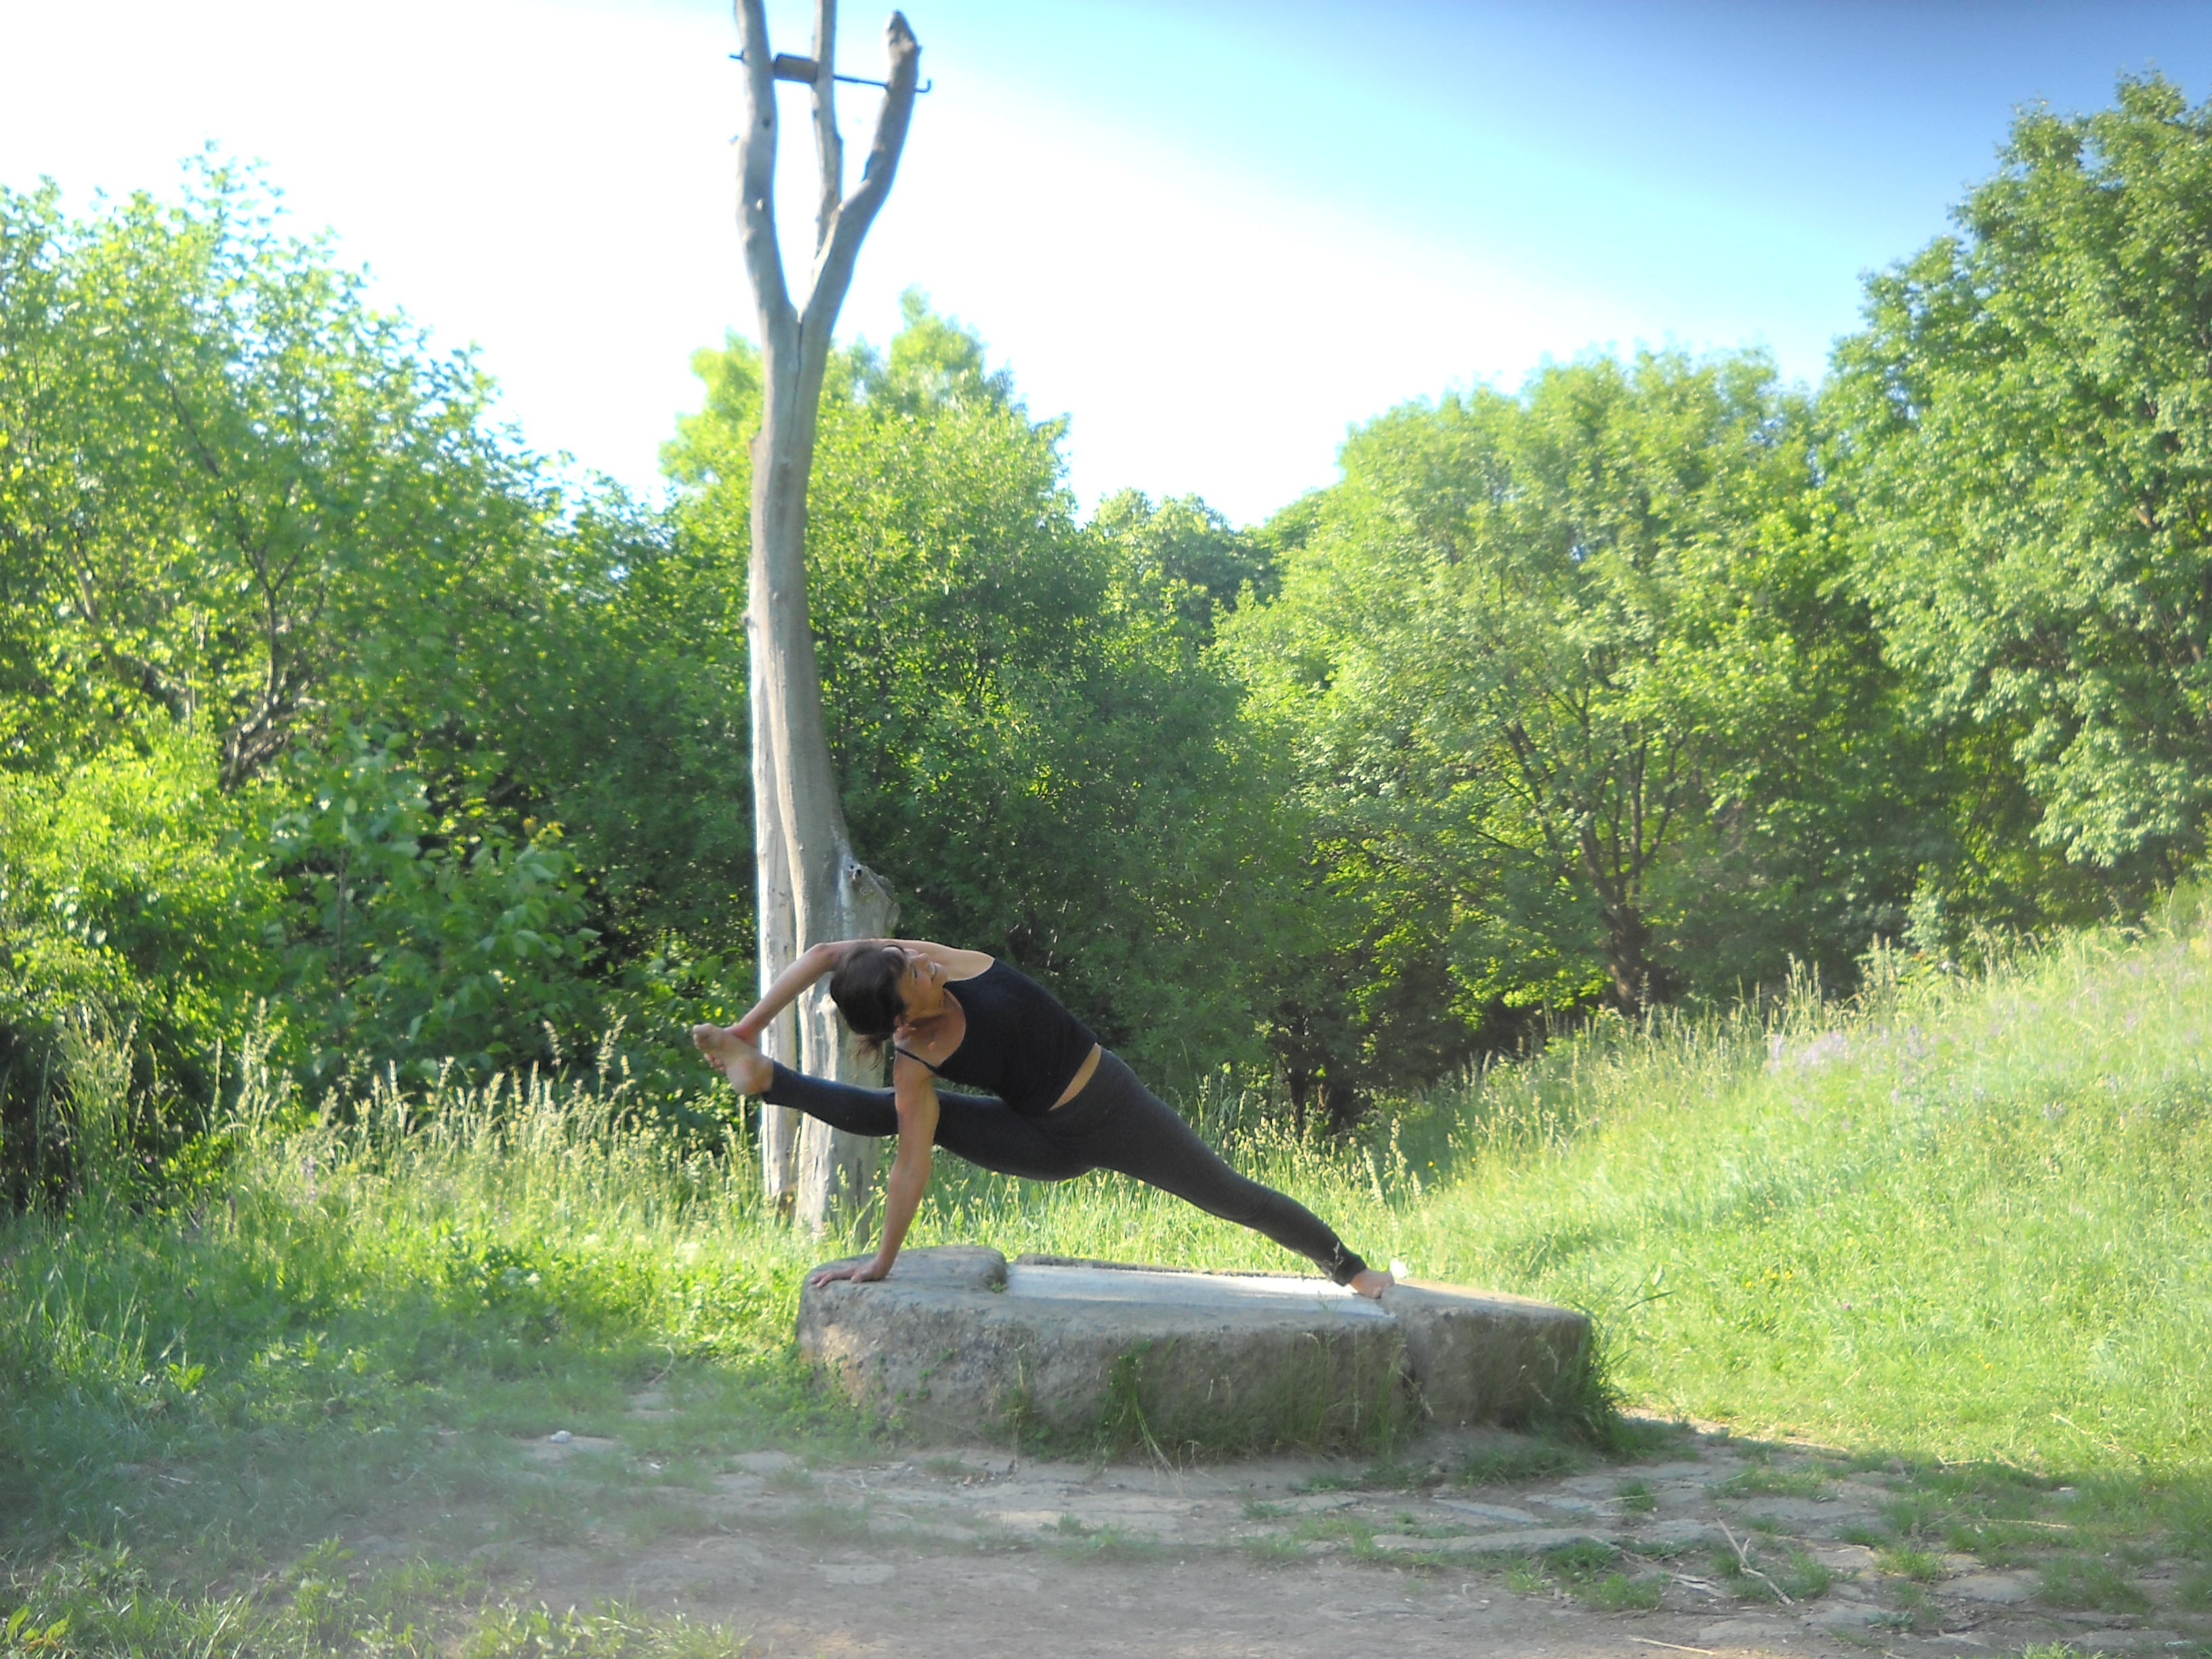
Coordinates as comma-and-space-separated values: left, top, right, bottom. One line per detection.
807, 1260, 891, 1288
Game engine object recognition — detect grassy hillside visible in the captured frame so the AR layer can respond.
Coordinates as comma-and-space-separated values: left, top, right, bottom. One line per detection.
916, 907, 2212, 1470
1407, 926, 2212, 1469
3, 899, 2208, 1637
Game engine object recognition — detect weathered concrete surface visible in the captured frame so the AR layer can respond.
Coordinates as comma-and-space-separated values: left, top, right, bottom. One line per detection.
794, 1246, 1590, 1447
1384, 1277, 1597, 1427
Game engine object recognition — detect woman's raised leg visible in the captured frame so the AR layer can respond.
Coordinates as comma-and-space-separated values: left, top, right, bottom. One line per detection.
696, 1024, 1090, 1180
760, 1063, 901, 1137
765, 1069, 1092, 1181
694, 1025, 901, 1138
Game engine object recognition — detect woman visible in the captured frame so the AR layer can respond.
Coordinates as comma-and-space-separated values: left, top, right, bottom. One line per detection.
692, 939, 1393, 1298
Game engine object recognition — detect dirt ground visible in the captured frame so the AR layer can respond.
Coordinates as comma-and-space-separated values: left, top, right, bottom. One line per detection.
361, 1401, 2209, 1659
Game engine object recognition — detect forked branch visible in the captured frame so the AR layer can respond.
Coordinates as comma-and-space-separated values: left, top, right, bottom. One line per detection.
730, 2, 920, 357
733, 0, 794, 352
801, 12, 919, 341
810, 0, 843, 255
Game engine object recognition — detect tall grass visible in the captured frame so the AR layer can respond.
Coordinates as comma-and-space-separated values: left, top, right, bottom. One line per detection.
0, 1043, 840, 1563
911, 909, 2209, 1469
4, 896, 2209, 1576
1389, 914, 2212, 1469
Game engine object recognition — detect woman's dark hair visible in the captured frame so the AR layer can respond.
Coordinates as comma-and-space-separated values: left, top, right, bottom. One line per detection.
827, 943, 908, 1051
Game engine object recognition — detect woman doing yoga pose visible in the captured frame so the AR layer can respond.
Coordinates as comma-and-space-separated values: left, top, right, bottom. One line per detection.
692, 939, 1393, 1297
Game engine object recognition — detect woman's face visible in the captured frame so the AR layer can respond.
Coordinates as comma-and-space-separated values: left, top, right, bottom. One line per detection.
893, 947, 947, 1028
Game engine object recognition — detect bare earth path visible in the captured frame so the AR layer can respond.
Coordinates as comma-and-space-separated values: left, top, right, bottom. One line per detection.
378, 1408, 2208, 1658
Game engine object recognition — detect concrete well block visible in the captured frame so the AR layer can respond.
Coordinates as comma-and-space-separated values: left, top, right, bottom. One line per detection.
794, 1247, 1591, 1448
1382, 1279, 1595, 1427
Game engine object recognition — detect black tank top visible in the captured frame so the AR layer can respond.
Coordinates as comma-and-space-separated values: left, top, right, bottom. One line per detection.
894, 960, 1097, 1115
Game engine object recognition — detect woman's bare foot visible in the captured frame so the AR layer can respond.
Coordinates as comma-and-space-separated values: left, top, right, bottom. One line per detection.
691, 1023, 772, 1094
1350, 1267, 1395, 1300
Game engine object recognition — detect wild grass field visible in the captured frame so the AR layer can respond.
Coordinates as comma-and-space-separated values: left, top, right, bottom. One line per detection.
3, 901, 2209, 1652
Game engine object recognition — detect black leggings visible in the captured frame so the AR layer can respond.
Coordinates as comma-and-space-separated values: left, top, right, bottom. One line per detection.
764, 1049, 1370, 1286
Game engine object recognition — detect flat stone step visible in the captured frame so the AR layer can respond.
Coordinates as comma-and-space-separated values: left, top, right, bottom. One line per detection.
795, 1246, 1591, 1449
1004, 1261, 1393, 1319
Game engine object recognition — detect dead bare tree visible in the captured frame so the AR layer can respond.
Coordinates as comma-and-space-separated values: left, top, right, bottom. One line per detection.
733, 0, 919, 1230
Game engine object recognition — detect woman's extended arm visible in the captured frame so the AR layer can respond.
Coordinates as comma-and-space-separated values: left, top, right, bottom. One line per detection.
733, 941, 845, 1042
806, 1056, 937, 1286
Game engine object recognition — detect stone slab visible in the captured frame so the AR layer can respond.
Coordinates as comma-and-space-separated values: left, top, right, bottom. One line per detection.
1697, 1618, 1796, 1645
1433, 1498, 1542, 1525
1638, 1517, 1729, 1547
1809, 1543, 1878, 1572
1383, 1277, 1595, 1427
1004, 1261, 1391, 1319
1729, 1496, 1873, 1528
1371, 1526, 1598, 1555
1801, 1601, 1891, 1632
2074, 1633, 2184, 1652
794, 1246, 1591, 1447
1943, 1572, 2039, 1605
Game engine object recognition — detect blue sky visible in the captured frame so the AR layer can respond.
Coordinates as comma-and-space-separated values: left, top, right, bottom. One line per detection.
5, 1, 2210, 523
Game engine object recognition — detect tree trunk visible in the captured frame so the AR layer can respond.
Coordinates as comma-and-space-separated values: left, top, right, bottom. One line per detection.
793, 859, 897, 1233
1602, 908, 1647, 1015
734, 0, 920, 1231
751, 710, 801, 1215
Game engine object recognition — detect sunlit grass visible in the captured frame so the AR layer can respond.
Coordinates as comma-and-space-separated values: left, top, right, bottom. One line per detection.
918, 905, 2212, 1471
1379, 916, 2212, 1470
3, 894, 2211, 1641
0, 1054, 845, 1567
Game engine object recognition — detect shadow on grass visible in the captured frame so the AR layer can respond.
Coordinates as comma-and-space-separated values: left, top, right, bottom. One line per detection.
0, 1191, 866, 1577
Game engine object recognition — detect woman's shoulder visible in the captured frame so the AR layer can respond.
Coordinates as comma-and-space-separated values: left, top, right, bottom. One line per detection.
886, 939, 996, 982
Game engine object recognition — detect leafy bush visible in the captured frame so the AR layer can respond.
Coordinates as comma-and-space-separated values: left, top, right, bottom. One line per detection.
0, 722, 272, 1204
268, 731, 601, 1086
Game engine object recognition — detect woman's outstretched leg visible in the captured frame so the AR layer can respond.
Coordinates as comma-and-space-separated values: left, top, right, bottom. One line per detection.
763, 1063, 901, 1137
764, 1065, 1092, 1183
692, 1023, 1092, 1180
693, 1025, 773, 1093
1054, 1052, 1389, 1294
694, 1025, 899, 1136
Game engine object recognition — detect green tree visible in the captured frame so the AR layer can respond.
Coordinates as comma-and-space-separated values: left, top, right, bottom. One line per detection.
1231, 350, 1906, 1066
0, 719, 272, 1204
398, 495, 755, 1017
1093, 489, 1275, 638
0, 163, 747, 1183
0, 161, 547, 788
1832, 74, 2212, 926
266, 729, 601, 1084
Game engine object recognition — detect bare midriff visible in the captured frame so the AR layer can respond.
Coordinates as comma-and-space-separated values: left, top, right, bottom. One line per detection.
1050, 1044, 1103, 1109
